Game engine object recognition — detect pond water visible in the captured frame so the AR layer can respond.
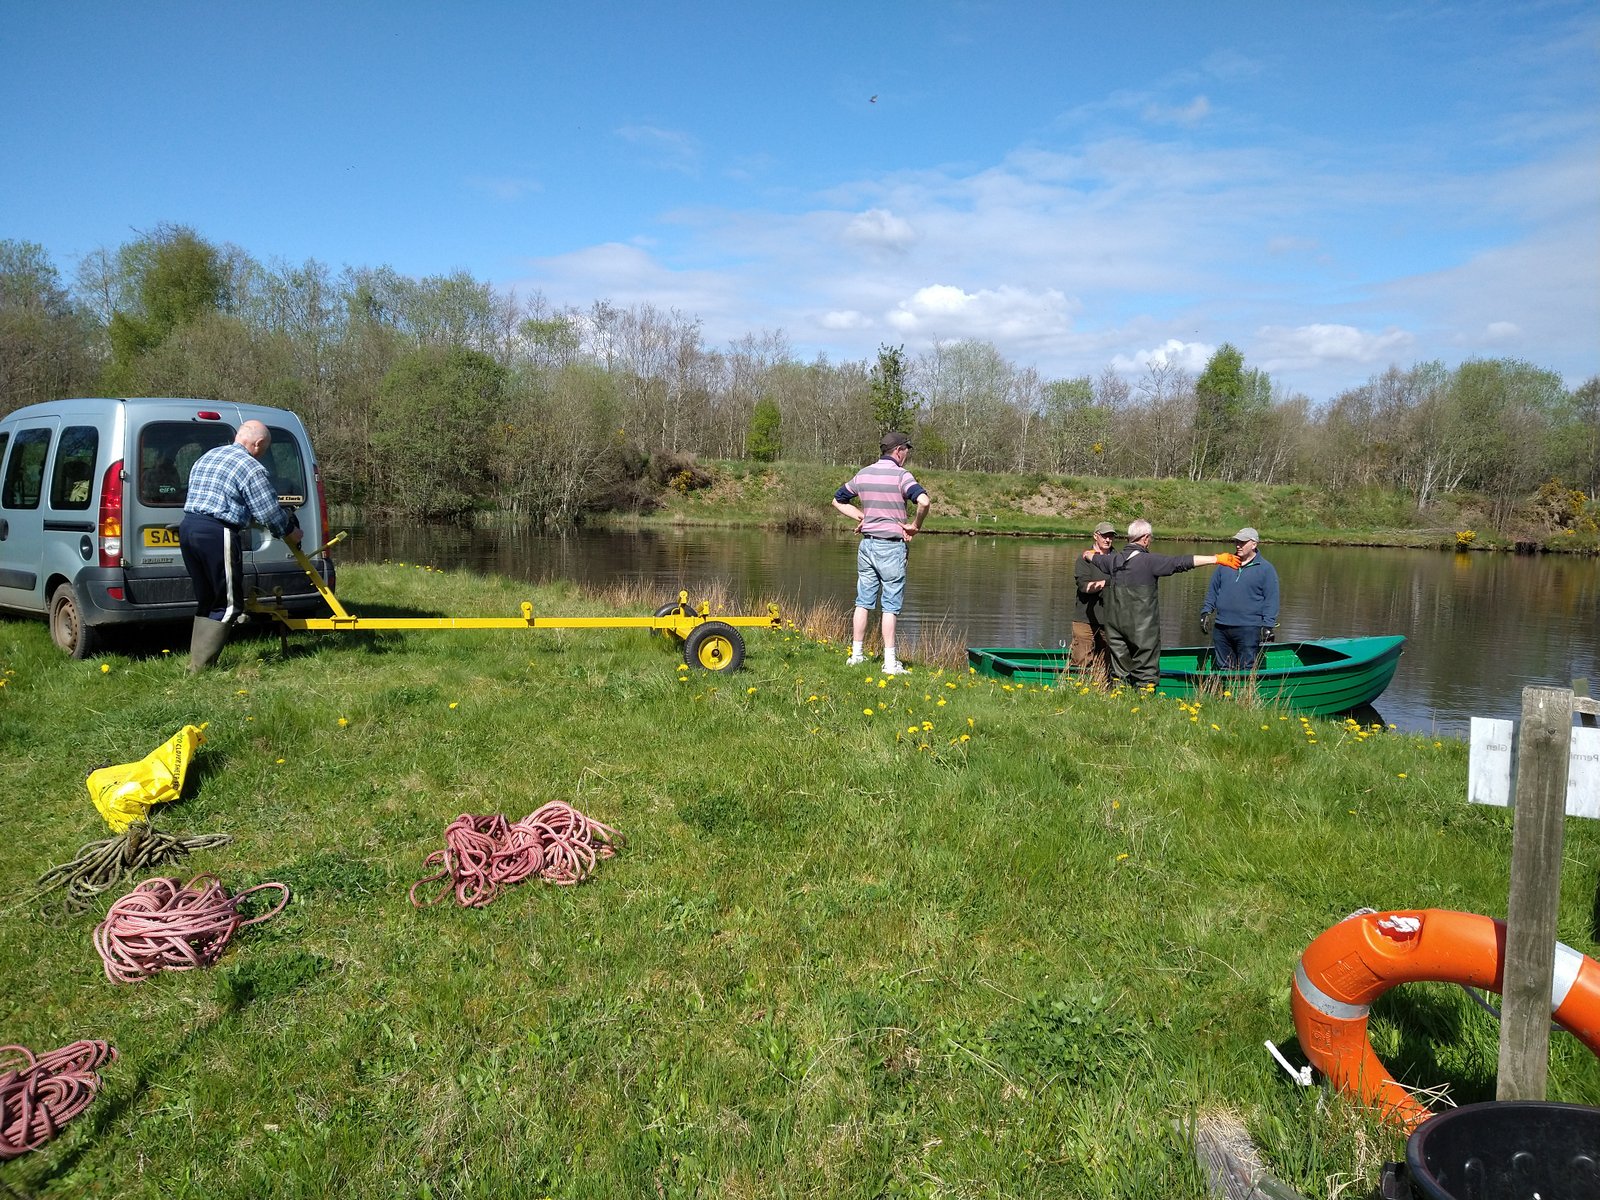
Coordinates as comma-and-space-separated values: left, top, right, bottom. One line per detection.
339, 524, 1599, 738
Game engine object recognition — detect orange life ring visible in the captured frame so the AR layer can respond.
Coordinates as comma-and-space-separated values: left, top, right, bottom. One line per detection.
1290, 908, 1600, 1129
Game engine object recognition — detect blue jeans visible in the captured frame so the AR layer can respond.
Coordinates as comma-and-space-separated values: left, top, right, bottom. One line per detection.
1213, 624, 1262, 670
855, 538, 908, 612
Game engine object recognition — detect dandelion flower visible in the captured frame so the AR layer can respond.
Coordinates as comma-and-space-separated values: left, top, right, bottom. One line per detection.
449, 702, 459, 709
959, 734, 970, 743
864, 707, 874, 715
100, 663, 110, 674
747, 687, 757, 695
1397, 772, 1407, 779
276, 758, 285, 765
338, 717, 349, 727
1117, 853, 1129, 861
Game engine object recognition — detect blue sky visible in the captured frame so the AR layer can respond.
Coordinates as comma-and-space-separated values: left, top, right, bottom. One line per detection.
4, 1, 1596, 401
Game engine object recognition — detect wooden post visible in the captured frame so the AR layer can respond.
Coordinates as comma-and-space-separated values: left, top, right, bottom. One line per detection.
1497, 685, 1574, 1100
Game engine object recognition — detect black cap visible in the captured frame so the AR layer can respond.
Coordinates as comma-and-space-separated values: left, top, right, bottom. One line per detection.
881, 431, 912, 452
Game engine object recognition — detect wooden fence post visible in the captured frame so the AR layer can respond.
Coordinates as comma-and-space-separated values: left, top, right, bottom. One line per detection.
1496, 685, 1574, 1100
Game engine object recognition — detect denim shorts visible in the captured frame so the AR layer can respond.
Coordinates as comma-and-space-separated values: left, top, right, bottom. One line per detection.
855, 537, 908, 613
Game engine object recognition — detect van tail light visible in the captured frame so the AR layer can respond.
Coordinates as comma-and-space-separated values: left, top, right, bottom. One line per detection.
314, 463, 331, 559
98, 460, 124, 567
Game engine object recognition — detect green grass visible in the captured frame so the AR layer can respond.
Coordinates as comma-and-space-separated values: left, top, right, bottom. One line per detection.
2, 564, 1597, 1198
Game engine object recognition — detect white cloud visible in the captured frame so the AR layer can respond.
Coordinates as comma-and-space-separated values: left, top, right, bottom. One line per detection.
615, 124, 701, 175
1252, 324, 1415, 369
1485, 321, 1521, 340
1111, 339, 1214, 375
1266, 235, 1319, 256
464, 176, 541, 201
1142, 94, 1211, 126
842, 208, 917, 254
821, 310, 871, 331
884, 284, 1075, 342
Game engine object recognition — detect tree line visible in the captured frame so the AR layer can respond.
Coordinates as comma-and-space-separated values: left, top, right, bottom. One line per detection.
2, 226, 1596, 533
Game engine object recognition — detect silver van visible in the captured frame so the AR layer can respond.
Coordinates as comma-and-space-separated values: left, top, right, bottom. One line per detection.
0, 397, 335, 657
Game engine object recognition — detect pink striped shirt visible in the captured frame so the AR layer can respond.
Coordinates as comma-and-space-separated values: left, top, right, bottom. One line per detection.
839, 457, 926, 539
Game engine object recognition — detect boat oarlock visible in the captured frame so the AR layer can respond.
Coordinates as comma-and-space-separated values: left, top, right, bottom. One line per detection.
1290, 908, 1600, 1129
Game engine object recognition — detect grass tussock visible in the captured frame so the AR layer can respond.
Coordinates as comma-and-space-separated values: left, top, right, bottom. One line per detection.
0, 561, 1596, 1199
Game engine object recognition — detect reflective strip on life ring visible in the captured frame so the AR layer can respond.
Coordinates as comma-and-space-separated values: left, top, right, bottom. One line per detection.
1290, 909, 1600, 1129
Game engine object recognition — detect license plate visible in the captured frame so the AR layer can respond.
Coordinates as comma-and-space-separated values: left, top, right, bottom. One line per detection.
143, 526, 181, 548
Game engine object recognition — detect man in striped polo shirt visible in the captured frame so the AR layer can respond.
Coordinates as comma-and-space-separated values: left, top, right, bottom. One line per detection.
831, 431, 932, 675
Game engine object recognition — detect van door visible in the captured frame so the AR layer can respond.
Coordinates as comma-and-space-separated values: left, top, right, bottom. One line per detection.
121, 419, 233, 604
243, 423, 315, 594
0, 416, 58, 613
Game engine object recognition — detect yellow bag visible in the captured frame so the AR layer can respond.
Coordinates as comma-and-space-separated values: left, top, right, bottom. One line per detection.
87, 724, 207, 833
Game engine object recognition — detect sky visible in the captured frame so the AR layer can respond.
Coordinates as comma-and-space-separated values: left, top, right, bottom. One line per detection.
3, 1, 1597, 402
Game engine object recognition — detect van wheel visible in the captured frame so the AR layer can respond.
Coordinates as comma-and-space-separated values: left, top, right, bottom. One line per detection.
49, 584, 100, 660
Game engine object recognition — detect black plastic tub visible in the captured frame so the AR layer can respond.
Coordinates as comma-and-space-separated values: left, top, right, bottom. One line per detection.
1404, 1101, 1600, 1199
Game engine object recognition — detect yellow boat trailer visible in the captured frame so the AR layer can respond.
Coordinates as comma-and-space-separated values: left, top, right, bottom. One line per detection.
247, 535, 779, 672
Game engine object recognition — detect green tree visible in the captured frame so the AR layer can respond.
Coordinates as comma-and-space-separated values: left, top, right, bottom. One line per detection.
869, 344, 918, 435
371, 346, 505, 519
103, 225, 229, 389
1190, 343, 1261, 480
746, 395, 782, 462
0, 239, 97, 413
1040, 375, 1109, 474
1449, 358, 1568, 526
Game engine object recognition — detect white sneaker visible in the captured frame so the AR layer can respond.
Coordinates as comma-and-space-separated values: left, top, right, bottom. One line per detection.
846, 653, 866, 666
882, 660, 905, 676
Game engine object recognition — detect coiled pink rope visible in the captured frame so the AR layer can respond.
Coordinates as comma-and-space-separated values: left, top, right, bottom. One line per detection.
0, 1040, 117, 1160
92, 874, 291, 984
409, 802, 620, 908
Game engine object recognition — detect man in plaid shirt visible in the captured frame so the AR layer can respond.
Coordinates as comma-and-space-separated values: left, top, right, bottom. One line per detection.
179, 420, 301, 672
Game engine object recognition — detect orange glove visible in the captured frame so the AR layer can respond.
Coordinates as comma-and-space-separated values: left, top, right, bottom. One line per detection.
1215, 552, 1241, 569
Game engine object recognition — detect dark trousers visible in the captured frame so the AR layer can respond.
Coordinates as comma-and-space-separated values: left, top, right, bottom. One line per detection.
179, 513, 245, 622
1213, 624, 1262, 670
1103, 624, 1160, 686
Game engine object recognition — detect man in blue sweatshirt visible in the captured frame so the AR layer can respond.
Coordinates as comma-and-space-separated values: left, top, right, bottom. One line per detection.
1199, 526, 1279, 669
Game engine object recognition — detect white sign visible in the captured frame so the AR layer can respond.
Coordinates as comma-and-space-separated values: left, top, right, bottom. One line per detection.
1469, 718, 1600, 819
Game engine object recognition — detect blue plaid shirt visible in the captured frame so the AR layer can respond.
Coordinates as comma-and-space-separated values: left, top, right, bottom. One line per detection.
183, 444, 294, 535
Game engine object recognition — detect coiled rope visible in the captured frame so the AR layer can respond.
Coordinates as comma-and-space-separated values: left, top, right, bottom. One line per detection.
92, 874, 290, 984
409, 802, 620, 908
35, 822, 233, 913
0, 1040, 117, 1160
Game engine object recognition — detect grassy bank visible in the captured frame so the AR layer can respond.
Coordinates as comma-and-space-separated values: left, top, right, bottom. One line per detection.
2, 564, 1597, 1199
604, 460, 1599, 554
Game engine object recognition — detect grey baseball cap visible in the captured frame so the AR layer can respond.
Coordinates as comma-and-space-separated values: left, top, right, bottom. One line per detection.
1093, 522, 1118, 536
1233, 527, 1260, 542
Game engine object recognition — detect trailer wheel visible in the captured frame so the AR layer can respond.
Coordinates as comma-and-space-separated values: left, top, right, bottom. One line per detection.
49, 583, 100, 660
654, 600, 689, 643
683, 621, 744, 672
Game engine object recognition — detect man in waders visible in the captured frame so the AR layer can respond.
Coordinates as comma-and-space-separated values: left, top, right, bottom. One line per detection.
179, 420, 301, 673
1083, 518, 1236, 687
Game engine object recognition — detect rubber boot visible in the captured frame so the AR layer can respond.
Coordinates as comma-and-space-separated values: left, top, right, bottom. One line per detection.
188, 617, 231, 674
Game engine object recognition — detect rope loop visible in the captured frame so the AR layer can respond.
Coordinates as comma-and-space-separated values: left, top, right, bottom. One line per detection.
0, 1040, 117, 1160
93, 874, 291, 983
410, 802, 620, 908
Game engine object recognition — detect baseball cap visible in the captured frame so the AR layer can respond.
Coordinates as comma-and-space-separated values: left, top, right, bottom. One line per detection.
1233, 527, 1260, 542
1093, 522, 1117, 537
880, 431, 913, 452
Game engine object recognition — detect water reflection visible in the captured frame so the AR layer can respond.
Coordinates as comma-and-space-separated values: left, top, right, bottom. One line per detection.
341, 524, 1598, 738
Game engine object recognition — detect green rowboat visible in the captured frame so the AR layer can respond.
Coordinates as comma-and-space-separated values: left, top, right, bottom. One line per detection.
965, 635, 1406, 717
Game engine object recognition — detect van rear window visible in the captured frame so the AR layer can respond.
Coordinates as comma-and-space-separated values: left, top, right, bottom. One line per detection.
137, 423, 233, 508
50, 425, 99, 510
264, 426, 308, 505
